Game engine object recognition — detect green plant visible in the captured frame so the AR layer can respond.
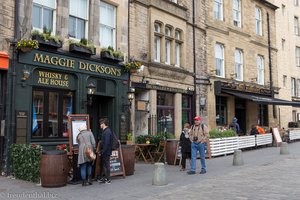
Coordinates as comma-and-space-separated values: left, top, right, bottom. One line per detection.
31, 27, 62, 45
10, 144, 42, 182
101, 46, 114, 55
69, 38, 95, 52
124, 58, 141, 72
113, 50, 124, 60
127, 133, 133, 141
209, 128, 237, 139
16, 38, 39, 50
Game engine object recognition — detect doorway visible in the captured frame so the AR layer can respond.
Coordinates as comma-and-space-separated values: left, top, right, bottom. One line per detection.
87, 95, 114, 141
235, 99, 246, 135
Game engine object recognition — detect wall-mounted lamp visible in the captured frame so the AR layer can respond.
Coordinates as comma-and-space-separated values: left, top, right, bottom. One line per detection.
22, 67, 30, 81
123, 87, 135, 111
83, 83, 96, 107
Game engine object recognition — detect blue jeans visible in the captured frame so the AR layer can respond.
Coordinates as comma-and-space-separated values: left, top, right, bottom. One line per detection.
80, 162, 93, 180
190, 142, 206, 172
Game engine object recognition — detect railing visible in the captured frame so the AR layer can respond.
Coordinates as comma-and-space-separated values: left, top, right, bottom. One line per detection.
209, 133, 273, 157
289, 129, 300, 141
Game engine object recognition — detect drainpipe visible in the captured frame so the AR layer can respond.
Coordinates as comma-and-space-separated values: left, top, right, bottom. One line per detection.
192, 0, 197, 117
3, 0, 19, 175
267, 12, 276, 118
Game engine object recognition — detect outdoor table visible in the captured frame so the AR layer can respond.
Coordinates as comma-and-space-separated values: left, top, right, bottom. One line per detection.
135, 144, 155, 163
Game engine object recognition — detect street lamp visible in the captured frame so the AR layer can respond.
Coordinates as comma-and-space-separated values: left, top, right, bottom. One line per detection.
84, 83, 96, 107
127, 87, 135, 108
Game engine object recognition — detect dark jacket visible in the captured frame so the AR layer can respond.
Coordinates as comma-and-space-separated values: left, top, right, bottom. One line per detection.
101, 127, 112, 157
250, 127, 259, 135
179, 129, 191, 153
229, 117, 240, 133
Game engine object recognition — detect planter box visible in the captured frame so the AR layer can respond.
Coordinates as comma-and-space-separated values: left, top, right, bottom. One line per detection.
238, 135, 256, 149
69, 43, 96, 56
32, 35, 62, 49
209, 137, 239, 157
256, 133, 273, 146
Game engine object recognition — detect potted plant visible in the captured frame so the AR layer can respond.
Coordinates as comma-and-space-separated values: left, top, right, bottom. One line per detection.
100, 46, 114, 60
16, 38, 39, 52
31, 27, 63, 49
69, 38, 96, 56
113, 50, 124, 62
124, 57, 142, 73
126, 133, 134, 145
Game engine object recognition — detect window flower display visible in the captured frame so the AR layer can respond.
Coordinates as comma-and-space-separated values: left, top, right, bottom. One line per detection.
16, 38, 39, 52
124, 57, 142, 73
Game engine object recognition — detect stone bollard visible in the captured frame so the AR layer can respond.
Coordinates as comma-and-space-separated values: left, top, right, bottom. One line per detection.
152, 162, 168, 186
280, 142, 289, 155
232, 150, 244, 166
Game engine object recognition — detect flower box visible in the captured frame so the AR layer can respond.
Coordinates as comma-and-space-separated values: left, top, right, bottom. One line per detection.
32, 34, 62, 49
69, 43, 96, 56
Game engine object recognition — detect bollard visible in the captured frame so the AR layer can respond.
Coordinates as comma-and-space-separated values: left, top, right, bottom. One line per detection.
152, 162, 168, 186
232, 149, 244, 166
280, 142, 289, 155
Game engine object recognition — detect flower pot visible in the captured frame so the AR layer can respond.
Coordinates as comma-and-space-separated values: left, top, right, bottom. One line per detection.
130, 69, 138, 73
19, 47, 33, 53
100, 51, 114, 60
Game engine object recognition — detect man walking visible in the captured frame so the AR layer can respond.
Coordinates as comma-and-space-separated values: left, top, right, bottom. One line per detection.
97, 118, 113, 184
187, 116, 209, 175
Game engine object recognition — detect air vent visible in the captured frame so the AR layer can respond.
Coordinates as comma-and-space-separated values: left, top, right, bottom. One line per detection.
97, 80, 106, 93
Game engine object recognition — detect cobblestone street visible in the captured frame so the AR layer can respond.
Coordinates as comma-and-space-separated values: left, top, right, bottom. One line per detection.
1, 142, 300, 200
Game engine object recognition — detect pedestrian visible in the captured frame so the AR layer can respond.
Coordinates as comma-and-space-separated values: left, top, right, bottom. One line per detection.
76, 124, 96, 186
250, 124, 259, 135
229, 117, 241, 135
179, 122, 191, 171
97, 118, 113, 184
187, 116, 209, 175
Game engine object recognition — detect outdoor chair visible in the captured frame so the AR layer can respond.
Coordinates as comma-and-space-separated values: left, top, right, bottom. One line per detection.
151, 141, 166, 163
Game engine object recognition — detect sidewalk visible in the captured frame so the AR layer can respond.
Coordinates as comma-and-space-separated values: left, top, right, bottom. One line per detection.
1, 142, 300, 200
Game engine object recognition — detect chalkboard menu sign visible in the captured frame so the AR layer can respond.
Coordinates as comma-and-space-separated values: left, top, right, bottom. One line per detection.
110, 143, 125, 178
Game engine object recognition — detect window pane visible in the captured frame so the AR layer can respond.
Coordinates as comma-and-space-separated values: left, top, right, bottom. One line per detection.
165, 40, 170, 64
48, 92, 59, 137
216, 96, 227, 126
63, 92, 73, 137
157, 92, 174, 106
32, 91, 44, 137
32, 5, 42, 28
43, 8, 53, 31
68, 16, 76, 38
157, 109, 174, 135
175, 42, 180, 67
77, 18, 85, 39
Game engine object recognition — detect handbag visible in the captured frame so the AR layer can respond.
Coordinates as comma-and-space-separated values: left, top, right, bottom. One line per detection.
82, 135, 96, 160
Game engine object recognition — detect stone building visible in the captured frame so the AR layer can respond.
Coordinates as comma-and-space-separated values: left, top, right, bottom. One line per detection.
269, 0, 300, 129
0, 0, 14, 172
128, 0, 206, 139
1, 0, 130, 172
205, 0, 281, 134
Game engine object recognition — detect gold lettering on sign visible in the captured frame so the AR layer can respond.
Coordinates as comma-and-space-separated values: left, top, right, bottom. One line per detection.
33, 53, 122, 77
37, 71, 69, 88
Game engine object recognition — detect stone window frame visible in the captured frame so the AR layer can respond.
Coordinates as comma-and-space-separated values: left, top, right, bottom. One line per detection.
153, 21, 184, 67
32, 0, 57, 34
233, 0, 241, 27
215, 43, 225, 78
257, 55, 264, 85
255, 6, 262, 36
68, 0, 89, 40
234, 48, 243, 81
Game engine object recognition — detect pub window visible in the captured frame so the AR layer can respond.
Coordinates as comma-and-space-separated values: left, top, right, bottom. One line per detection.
175, 30, 182, 67
233, 0, 241, 27
157, 92, 174, 135
32, 0, 56, 32
182, 95, 192, 127
255, 7, 262, 36
258, 105, 268, 126
100, 1, 116, 48
214, 0, 223, 20
69, 0, 88, 39
32, 89, 74, 138
216, 96, 227, 126
215, 43, 225, 77
165, 26, 172, 65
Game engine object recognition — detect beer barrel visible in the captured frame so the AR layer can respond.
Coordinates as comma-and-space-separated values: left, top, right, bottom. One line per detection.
122, 145, 135, 176
166, 139, 179, 165
40, 150, 69, 187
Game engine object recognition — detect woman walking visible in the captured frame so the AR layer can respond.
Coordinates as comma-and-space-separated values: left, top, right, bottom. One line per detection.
77, 124, 96, 186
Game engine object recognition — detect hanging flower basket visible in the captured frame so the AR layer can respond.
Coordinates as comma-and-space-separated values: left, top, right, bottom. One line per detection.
16, 38, 39, 52
124, 58, 142, 73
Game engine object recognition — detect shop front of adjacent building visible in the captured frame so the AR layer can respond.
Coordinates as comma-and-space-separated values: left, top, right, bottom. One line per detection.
14, 49, 129, 147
